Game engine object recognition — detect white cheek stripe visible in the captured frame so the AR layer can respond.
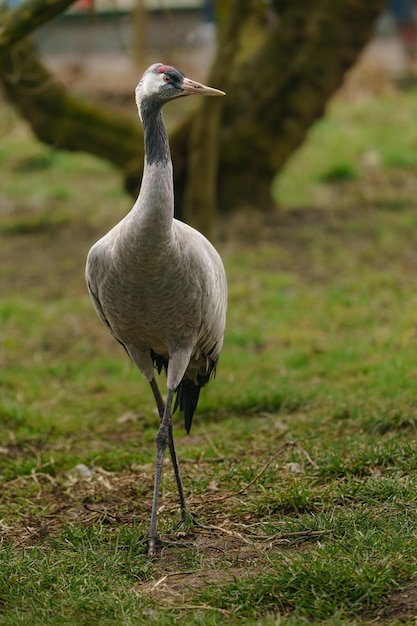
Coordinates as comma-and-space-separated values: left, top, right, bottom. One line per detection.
142, 74, 163, 97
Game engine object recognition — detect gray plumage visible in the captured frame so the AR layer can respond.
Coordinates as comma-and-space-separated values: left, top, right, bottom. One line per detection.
85, 63, 227, 556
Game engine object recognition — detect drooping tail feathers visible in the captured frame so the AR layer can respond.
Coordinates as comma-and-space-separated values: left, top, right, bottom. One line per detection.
174, 381, 202, 434
151, 349, 217, 433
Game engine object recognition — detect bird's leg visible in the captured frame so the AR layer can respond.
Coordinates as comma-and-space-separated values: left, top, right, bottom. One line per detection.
149, 378, 165, 419
166, 422, 189, 526
149, 379, 188, 519
148, 387, 175, 558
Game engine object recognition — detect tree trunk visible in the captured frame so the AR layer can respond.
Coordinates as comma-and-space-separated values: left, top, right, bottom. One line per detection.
182, 0, 252, 239
213, 0, 385, 212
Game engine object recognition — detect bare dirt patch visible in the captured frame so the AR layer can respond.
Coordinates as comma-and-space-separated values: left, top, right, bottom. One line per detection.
135, 535, 261, 597
373, 584, 417, 624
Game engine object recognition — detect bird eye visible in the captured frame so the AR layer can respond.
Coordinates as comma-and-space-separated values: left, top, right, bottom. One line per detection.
163, 74, 171, 83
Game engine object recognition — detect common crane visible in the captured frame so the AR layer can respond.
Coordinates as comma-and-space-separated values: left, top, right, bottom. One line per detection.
86, 63, 227, 557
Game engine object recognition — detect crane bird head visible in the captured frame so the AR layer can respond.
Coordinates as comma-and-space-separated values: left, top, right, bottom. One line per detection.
135, 63, 225, 120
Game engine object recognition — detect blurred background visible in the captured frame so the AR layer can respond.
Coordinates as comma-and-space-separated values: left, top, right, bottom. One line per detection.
30, 0, 417, 98
34, 0, 218, 102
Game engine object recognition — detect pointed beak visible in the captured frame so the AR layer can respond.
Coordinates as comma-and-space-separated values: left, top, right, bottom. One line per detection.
181, 77, 225, 97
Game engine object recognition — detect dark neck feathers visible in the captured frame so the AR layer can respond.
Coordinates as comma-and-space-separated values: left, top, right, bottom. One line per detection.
140, 98, 170, 166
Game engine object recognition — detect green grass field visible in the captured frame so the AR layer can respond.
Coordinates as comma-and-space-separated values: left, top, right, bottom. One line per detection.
2, 77, 417, 624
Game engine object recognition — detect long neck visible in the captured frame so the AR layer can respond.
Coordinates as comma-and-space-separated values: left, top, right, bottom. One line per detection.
124, 100, 174, 251
142, 100, 170, 167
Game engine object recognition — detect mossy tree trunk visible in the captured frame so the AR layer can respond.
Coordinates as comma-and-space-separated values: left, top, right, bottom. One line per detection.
182, 0, 252, 239
0, 38, 145, 196
214, 0, 385, 213
0, 0, 384, 234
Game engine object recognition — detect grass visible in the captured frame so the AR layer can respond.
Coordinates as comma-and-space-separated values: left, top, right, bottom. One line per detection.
274, 82, 417, 209
2, 74, 417, 624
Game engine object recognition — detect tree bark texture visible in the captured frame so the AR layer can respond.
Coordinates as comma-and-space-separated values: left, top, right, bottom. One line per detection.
214, 0, 385, 211
182, 0, 252, 238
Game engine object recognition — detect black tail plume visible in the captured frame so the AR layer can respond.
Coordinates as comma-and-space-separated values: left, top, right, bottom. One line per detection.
151, 348, 219, 433
174, 381, 201, 434
150, 349, 168, 375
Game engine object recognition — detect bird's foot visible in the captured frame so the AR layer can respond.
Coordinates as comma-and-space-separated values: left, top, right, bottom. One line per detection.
147, 510, 196, 557
178, 507, 196, 533
147, 533, 194, 558
147, 535, 159, 558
